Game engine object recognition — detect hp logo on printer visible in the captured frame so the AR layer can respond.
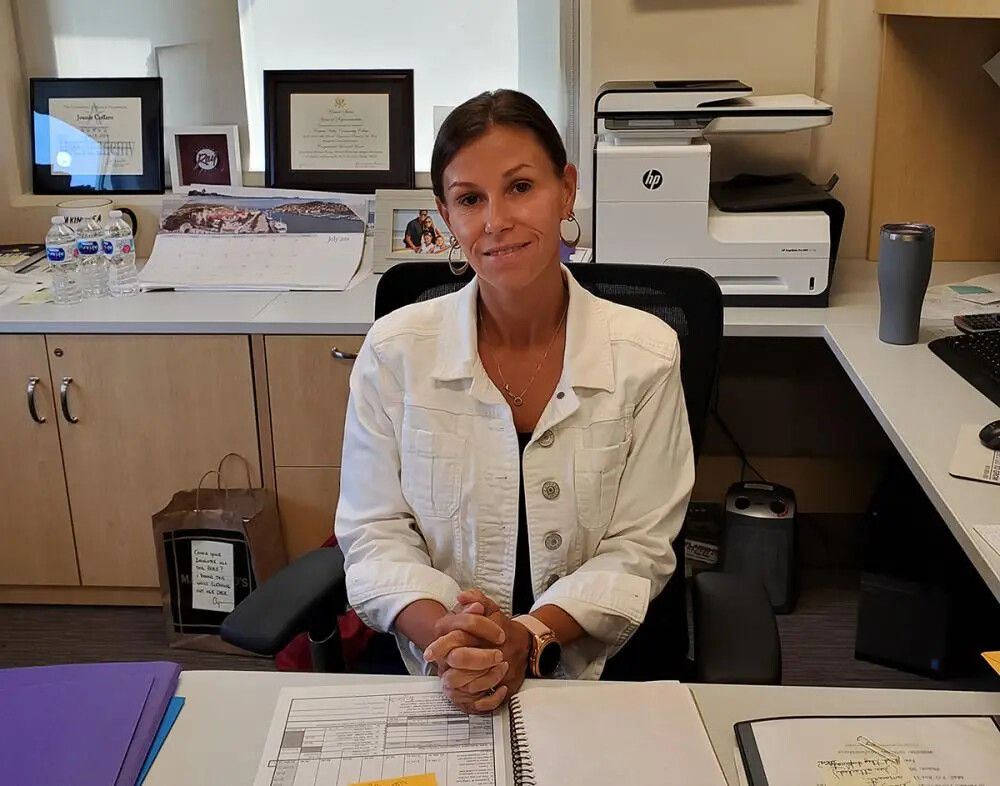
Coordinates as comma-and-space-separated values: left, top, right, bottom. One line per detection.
641, 169, 663, 190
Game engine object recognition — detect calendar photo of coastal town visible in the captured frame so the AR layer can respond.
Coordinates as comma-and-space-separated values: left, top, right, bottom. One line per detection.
158, 194, 366, 236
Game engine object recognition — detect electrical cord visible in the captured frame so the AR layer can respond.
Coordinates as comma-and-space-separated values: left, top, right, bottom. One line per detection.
709, 387, 769, 484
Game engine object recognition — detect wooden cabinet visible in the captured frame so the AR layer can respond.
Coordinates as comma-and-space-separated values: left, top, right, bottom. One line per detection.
266, 336, 360, 556
275, 467, 341, 560
48, 335, 261, 587
0, 336, 78, 586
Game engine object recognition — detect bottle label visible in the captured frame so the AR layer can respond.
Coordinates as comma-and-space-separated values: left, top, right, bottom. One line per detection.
103, 237, 133, 257
77, 240, 99, 256
47, 246, 66, 262
102, 239, 114, 255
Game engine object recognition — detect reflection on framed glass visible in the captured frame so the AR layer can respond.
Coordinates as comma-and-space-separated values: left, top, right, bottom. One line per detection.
374, 189, 462, 274
265, 69, 415, 193
30, 77, 165, 195
167, 125, 243, 194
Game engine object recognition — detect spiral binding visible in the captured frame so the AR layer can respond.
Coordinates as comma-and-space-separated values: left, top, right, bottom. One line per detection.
508, 695, 536, 785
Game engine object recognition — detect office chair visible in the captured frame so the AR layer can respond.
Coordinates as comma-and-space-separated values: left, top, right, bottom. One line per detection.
221, 263, 781, 684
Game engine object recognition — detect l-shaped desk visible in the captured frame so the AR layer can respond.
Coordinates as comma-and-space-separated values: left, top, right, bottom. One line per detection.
0, 258, 997, 599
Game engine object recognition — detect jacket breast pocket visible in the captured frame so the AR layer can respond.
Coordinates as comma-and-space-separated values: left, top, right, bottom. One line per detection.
401, 428, 466, 520
574, 440, 630, 532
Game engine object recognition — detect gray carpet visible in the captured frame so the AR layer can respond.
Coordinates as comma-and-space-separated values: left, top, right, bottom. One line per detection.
0, 568, 985, 689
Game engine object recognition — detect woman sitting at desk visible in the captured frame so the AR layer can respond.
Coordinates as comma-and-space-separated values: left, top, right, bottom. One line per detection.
335, 90, 694, 714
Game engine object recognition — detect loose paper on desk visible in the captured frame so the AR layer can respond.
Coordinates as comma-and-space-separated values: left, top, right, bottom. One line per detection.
744, 715, 1000, 786
139, 191, 366, 291
922, 274, 1000, 321
974, 525, 1000, 560
949, 424, 1000, 486
252, 682, 508, 786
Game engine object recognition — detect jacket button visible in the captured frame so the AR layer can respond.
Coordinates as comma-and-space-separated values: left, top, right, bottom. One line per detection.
537, 429, 555, 448
544, 532, 562, 550
541, 480, 560, 500
544, 573, 560, 589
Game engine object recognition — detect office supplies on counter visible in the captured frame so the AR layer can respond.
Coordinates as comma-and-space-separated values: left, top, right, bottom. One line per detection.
980, 420, 1000, 450
252, 681, 726, 786
0, 242, 46, 273
0, 660, 181, 786
984, 651, 1000, 677
956, 312, 1000, 335
735, 714, 1000, 786
877, 223, 935, 345
136, 696, 185, 785
592, 79, 842, 306
949, 424, 1000, 484
923, 274, 1000, 321
930, 333, 1000, 407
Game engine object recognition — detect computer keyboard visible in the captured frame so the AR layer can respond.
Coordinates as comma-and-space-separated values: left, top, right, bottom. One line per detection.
928, 332, 1000, 406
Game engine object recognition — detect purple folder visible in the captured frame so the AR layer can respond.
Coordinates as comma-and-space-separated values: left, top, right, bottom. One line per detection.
0, 661, 181, 786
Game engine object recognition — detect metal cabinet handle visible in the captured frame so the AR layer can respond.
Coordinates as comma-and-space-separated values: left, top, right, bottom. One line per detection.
331, 346, 358, 360
59, 376, 79, 423
27, 377, 45, 423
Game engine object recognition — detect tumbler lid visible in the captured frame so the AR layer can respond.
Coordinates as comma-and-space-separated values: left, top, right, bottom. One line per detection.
880, 223, 935, 243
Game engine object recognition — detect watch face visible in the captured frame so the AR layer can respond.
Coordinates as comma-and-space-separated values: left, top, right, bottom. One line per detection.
538, 640, 562, 677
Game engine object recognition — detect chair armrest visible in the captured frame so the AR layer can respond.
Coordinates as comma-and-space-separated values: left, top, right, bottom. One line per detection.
220, 547, 348, 656
692, 572, 781, 684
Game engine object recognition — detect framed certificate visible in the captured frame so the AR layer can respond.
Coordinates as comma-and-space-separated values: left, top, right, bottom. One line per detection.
264, 69, 415, 193
30, 77, 165, 195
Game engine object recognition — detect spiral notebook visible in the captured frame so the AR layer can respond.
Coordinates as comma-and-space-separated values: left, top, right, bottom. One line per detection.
252, 680, 726, 786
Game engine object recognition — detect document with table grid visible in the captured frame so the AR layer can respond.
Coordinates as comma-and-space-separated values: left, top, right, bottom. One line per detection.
252, 682, 509, 786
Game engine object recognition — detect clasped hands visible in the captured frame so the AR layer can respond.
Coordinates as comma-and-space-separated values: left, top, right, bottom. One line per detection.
422, 590, 532, 714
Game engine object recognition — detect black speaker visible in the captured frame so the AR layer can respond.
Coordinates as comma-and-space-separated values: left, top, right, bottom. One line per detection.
721, 481, 798, 613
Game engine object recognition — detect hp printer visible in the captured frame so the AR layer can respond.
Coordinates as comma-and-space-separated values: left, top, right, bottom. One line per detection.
593, 80, 844, 306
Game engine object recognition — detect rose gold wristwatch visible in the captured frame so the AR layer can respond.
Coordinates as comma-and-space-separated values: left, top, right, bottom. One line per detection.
512, 615, 562, 677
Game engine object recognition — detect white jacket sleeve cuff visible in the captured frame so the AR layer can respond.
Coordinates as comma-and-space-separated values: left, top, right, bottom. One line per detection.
531, 570, 651, 648
346, 561, 462, 633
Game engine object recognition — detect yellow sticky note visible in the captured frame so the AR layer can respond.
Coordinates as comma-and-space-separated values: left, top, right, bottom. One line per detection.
350, 775, 437, 786
983, 651, 1000, 676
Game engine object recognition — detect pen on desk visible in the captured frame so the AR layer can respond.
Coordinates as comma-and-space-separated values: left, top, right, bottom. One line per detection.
857, 735, 901, 764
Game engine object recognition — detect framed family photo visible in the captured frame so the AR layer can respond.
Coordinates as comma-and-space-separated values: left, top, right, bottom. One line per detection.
166, 125, 243, 194
30, 76, 164, 195
373, 189, 462, 274
264, 69, 415, 193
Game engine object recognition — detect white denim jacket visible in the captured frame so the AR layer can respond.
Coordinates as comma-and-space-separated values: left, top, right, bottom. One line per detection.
334, 266, 695, 679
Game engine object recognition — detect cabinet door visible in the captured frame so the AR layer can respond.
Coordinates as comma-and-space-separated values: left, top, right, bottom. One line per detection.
0, 336, 79, 585
275, 466, 341, 560
266, 336, 363, 467
48, 335, 261, 587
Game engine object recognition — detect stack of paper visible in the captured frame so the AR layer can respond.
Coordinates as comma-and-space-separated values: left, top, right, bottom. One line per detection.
0, 661, 181, 786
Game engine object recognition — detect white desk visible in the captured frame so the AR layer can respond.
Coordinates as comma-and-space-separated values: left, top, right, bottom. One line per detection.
145, 671, 1000, 786
690, 683, 1000, 785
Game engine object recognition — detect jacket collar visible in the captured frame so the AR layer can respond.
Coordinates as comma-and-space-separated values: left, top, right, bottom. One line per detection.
432, 264, 615, 393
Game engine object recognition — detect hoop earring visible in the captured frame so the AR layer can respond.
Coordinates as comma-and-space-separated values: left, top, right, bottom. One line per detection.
448, 236, 468, 276
560, 213, 581, 248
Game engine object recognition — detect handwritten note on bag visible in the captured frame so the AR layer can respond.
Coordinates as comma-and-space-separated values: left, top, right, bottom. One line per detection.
191, 540, 236, 613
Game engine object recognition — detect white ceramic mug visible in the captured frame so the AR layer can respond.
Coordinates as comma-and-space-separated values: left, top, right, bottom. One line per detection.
56, 198, 138, 236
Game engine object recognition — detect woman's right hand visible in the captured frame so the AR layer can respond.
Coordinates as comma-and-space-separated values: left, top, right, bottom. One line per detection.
425, 607, 509, 713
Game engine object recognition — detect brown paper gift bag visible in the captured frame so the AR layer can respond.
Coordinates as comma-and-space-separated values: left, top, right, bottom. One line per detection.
151, 453, 287, 655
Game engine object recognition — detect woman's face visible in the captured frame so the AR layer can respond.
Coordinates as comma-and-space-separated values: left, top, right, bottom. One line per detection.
437, 125, 576, 293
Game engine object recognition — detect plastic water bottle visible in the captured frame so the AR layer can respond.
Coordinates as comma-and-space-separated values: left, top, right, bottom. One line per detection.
45, 216, 83, 305
77, 217, 108, 299
103, 210, 139, 297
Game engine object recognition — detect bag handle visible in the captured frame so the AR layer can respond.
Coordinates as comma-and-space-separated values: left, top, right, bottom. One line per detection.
216, 452, 255, 490
195, 469, 230, 511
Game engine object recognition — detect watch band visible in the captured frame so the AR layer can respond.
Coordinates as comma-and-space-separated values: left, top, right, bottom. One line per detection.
512, 615, 562, 678
512, 614, 554, 640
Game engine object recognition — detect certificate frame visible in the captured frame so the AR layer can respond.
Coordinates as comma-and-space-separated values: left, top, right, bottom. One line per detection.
264, 69, 415, 193
373, 189, 463, 274
29, 77, 165, 195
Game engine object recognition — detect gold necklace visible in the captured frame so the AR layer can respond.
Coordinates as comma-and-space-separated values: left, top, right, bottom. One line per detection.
478, 295, 569, 407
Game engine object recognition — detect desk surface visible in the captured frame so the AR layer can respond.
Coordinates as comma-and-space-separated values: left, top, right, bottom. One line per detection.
0, 258, 993, 336
146, 671, 1000, 786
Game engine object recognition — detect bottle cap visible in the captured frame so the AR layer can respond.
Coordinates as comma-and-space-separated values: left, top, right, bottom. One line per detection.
52, 216, 65, 224
109, 210, 122, 218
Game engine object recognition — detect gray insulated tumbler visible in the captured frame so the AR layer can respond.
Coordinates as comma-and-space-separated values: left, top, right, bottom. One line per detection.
877, 223, 935, 345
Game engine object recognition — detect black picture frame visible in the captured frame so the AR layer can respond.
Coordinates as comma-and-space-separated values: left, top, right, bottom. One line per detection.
29, 77, 165, 195
264, 69, 415, 193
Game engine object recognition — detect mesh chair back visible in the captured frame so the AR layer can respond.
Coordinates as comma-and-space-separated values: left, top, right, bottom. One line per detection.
374, 261, 723, 679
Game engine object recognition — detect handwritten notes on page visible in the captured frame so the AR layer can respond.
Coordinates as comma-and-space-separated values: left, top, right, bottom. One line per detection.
190, 540, 235, 613
740, 715, 1000, 786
